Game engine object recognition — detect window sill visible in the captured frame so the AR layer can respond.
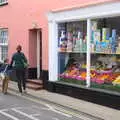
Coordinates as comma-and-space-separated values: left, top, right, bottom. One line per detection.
0, 1, 8, 6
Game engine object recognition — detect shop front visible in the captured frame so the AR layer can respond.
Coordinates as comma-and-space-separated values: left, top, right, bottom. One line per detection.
47, 1, 120, 109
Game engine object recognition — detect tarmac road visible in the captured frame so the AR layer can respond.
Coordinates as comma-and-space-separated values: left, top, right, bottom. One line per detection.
0, 92, 102, 120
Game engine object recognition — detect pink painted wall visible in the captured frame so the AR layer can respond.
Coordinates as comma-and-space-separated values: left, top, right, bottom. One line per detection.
0, 0, 116, 70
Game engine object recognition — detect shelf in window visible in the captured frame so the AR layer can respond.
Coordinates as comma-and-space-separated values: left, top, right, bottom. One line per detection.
91, 52, 120, 55
58, 51, 86, 54
58, 51, 120, 55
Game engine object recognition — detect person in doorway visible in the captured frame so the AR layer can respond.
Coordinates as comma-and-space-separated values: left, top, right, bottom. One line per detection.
10, 45, 28, 95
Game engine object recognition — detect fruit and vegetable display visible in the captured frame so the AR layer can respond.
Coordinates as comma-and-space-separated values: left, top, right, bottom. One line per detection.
59, 56, 120, 87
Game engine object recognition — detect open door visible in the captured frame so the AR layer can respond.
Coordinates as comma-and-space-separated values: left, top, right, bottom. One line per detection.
28, 28, 42, 79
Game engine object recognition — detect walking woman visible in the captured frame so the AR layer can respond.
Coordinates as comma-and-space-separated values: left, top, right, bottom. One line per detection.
10, 45, 28, 95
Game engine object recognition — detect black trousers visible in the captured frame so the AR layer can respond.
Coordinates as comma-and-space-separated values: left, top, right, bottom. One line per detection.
15, 68, 26, 93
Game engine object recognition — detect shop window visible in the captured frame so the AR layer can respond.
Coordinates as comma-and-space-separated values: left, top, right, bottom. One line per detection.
0, 28, 8, 62
57, 17, 120, 93
90, 17, 120, 92
58, 21, 87, 86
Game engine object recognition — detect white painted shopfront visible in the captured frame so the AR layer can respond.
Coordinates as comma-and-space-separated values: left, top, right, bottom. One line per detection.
47, 1, 120, 91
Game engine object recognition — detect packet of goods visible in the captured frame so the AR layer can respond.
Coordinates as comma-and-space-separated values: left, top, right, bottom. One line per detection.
112, 76, 120, 85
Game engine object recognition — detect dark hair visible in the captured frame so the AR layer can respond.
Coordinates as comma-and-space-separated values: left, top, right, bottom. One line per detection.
16, 45, 22, 52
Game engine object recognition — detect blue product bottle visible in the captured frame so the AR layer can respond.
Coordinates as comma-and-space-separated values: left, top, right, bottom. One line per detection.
111, 29, 117, 53
112, 29, 116, 44
106, 28, 110, 40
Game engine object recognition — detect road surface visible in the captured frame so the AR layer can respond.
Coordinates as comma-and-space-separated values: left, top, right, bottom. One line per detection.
0, 92, 102, 120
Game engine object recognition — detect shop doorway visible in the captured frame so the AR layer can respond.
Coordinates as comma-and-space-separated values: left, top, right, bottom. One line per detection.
28, 29, 42, 79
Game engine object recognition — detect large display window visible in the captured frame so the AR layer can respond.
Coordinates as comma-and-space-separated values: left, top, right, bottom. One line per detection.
58, 17, 120, 93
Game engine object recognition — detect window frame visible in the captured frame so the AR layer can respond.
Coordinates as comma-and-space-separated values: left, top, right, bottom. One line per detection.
0, 0, 8, 6
0, 28, 8, 62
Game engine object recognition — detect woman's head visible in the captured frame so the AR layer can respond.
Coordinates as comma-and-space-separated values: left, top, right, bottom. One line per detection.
16, 45, 22, 52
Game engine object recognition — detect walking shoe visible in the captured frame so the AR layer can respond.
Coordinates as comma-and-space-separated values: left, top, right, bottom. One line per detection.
18, 92, 23, 96
3, 92, 7, 95
23, 90, 27, 94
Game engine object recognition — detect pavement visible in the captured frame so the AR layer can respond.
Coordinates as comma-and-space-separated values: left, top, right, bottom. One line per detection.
0, 81, 120, 120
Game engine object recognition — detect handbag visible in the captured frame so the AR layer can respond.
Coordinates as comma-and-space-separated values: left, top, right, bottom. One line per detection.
22, 60, 28, 68
0, 65, 8, 80
0, 72, 5, 80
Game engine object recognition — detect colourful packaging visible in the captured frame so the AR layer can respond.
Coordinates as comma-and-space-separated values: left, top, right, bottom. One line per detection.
94, 30, 101, 43
102, 28, 107, 41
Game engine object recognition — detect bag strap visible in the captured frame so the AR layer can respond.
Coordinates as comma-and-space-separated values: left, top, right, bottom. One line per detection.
3, 64, 9, 73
